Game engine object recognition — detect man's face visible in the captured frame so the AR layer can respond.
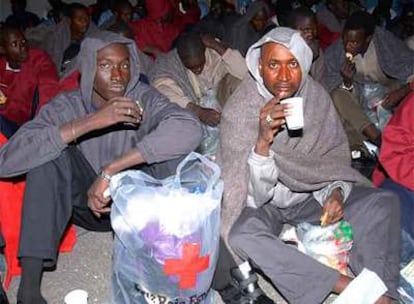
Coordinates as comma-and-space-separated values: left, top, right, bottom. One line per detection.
329, 0, 349, 20
115, 5, 133, 24
343, 28, 370, 56
259, 43, 302, 99
181, 54, 206, 75
2, 29, 28, 68
93, 43, 131, 104
295, 16, 320, 60
250, 9, 268, 33
70, 9, 90, 36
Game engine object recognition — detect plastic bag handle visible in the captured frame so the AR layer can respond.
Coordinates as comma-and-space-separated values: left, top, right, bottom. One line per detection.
174, 152, 221, 192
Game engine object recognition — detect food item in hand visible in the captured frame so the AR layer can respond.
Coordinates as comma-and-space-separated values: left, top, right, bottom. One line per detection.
0, 94, 6, 105
345, 52, 353, 62
320, 212, 328, 226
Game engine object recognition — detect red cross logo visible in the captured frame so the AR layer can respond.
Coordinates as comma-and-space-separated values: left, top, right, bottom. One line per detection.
164, 243, 210, 289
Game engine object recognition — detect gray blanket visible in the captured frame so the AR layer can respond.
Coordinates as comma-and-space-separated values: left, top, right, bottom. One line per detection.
218, 27, 367, 243
149, 50, 198, 102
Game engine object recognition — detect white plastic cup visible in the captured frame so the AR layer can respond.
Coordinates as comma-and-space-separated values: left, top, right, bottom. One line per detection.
64, 289, 88, 304
280, 97, 304, 130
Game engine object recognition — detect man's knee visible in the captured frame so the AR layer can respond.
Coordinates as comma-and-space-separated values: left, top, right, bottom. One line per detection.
228, 211, 253, 254
365, 189, 401, 222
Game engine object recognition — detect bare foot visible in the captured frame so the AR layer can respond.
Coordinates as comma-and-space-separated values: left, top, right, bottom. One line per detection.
333, 274, 353, 294
375, 295, 392, 304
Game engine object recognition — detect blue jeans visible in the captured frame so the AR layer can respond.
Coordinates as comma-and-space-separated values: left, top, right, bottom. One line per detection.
381, 179, 414, 240
0, 115, 19, 138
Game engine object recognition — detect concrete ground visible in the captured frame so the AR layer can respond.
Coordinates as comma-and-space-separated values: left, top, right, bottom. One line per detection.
5, 228, 337, 304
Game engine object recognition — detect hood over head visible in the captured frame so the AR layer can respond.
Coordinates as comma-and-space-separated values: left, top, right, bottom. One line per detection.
245, 27, 312, 100
244, 0, 270, 21
76, 31, 141, 110
145, 0, 172, 20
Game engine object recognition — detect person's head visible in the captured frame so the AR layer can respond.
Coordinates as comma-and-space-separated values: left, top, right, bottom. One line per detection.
68, 3, 90, 38
145, 0, 173, 24
326, 0, 350, 20
210, 0, 224, 18
76, 32, 140, 108
245, 1, 270, 33
107, 21, 134, 39
343, 11, 375, 56
250, 8, 269, 32
177, 33, 206, 75
287, 7, 319, 60
246, 27, 312, 100
10, 0, 26, 14
93, 43, 131, 104
113, 0, 133, 24
47, 2, 68, 24
275, 0, 305, 26
0, 24, 28, 69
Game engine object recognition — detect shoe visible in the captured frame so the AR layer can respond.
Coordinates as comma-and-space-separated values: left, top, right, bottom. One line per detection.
0, 281, 9, 304
231, 267, 274, 304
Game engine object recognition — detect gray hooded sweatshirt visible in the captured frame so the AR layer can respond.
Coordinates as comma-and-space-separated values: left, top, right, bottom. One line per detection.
0, 32, 202, 178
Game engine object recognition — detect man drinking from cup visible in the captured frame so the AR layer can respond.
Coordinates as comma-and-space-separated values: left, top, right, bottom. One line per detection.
217, 27, 401, 304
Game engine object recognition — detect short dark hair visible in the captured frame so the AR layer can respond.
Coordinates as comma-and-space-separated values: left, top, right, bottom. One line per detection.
286, 6, 316, 29
0, 24, 23, 46
176, 33, 205, 61
344, 11, 376, 36
112, 0, 132, 12
68, 2, 88, 18
275, 0, 305, 26
107, 20, 134, 38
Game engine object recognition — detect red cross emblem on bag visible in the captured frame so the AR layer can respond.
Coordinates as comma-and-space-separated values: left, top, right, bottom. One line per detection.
164, 243, 210, 289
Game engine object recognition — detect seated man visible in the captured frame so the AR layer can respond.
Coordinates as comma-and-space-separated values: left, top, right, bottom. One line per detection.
0, 31, 202, 304
42, 2, 98, 76
150, 32, 247, 127
325, 11, 414, 155
373, 91, 414, 247
219, 27, 400, 304
0, 25, 58, 138
286, 6, 325, 85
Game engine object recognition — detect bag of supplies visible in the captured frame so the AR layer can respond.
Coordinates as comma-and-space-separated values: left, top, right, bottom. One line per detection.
109, 153, 223, 304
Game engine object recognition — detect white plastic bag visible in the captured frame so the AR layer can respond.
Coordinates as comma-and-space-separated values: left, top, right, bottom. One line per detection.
362, 83, 392, 131
296, 221, 353, 274
109, 153, 223, 304
197, 88, 221, 157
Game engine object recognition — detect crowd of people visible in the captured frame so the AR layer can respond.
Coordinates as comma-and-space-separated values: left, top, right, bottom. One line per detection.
0, 0, 413, 303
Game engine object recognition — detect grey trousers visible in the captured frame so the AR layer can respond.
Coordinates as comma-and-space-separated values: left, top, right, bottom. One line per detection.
229, 186, 401, 304
18, 146, 183, 266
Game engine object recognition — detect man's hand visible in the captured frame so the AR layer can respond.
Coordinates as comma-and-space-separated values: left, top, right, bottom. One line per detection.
201, 33, 226, 55
90, 96, 143, 130
340, 60, 356, 87
255, 96, 287, 156
187, 102, 221, 126
199, 107, 221, 126
320, 188, 344, 226
87, 176, 111, 218
382, 85, 410, 110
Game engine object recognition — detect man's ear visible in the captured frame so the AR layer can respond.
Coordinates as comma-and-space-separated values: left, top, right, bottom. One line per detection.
0, 46, 5, 56
258, 59, 263, 77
